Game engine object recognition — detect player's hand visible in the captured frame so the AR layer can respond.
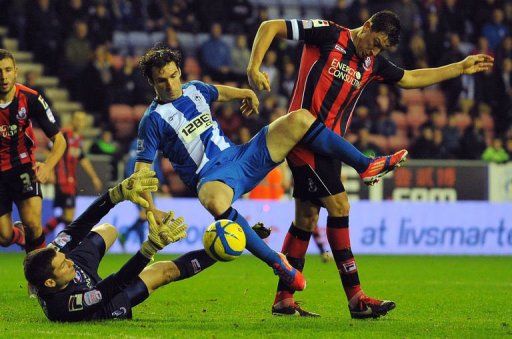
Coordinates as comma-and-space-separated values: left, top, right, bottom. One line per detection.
241, 89, 259, 117
460, 54, 494, 75
109, 168, 159, 207
141, 211, 187, 258
248, 69, 271, 91
34, 161, 52, 184
92, 177, 103, 192
147, 211, 187, 247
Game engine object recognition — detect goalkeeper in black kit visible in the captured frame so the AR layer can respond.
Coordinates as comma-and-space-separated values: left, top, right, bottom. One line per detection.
24, 169, 217, 322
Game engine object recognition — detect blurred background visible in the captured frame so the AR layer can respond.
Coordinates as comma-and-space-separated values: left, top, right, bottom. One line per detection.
0, 0, 511, 254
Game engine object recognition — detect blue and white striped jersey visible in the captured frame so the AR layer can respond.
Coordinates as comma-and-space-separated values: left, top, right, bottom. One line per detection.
136, 81, 233, 188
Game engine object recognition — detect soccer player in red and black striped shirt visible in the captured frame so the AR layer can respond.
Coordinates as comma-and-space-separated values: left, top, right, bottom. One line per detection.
44, 111, 103, 235
248, 11, 493, 318
0, 49, 66, 252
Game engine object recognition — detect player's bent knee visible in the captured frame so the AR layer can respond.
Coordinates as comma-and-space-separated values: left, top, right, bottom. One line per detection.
295, 215, 319, 232
91, 223, 118, 248
326, 198, 350, 216
200, 195, 230, 216
288, 109, 314, 130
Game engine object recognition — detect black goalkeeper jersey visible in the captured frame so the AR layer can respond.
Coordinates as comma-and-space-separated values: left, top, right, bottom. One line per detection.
34, 193, 143, 322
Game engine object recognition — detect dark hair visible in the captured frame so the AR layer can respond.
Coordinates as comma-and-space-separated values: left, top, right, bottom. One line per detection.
0, 49, 15, 64
24, 247, 57, 289
139, 43, 182, 83
369, 11, 401, 47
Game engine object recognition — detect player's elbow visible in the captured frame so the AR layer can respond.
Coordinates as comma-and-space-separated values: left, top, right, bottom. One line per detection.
261, 20, 287, 38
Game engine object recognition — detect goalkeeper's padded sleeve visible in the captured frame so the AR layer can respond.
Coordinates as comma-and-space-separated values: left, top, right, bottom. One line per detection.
50, 193, 115, 253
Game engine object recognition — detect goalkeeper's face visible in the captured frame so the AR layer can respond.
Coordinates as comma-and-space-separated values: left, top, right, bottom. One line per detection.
151, 61, 183, 103
46, 251, 76, 289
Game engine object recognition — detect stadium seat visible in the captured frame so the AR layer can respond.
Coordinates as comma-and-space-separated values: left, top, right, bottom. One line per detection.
128, 31, 152, 49
368, 134, 388, 153
406, 105, 428, 130
401, 89, 424, 106
133, 105, 147, 122
177, 32, 196, 55
184, 56, 202, 77
304, 7, 322, 19
112, 31, 129, 50
390, 110, 407, 130
282, 6, 302, 20
151, 31, 165, 45
424, 88, 446, 109
388, 132, 409, 151
109, 104, 134, 122
113, 120, 136, 139
267, 5, 281, 19
195, 33, 210, 48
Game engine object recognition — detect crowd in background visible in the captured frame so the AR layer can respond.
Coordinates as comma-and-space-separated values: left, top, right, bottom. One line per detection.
1, 0, 512, 197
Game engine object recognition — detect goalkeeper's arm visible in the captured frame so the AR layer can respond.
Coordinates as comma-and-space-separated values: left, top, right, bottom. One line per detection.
96, 210, 187, 298
49, 169, 158, 252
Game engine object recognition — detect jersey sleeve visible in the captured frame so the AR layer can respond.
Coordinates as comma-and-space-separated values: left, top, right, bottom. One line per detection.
190, 80, 219, 103
28, 93, 60, 138
373, 55, 405, 84
136, 113, 161, 164
285, 19, 339, 47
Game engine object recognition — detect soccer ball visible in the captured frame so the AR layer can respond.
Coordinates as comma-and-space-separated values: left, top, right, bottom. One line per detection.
203, 219, 246, 262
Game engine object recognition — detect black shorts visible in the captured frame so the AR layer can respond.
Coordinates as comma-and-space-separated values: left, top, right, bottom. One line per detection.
54, 186, 76, 209
0, 163, 42, 216
290, 155, 344, 204
100, 291, 133, 320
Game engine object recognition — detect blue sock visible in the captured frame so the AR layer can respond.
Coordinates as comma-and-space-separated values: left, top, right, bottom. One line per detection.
216, 207, 281, 266
300, 119, 371, 172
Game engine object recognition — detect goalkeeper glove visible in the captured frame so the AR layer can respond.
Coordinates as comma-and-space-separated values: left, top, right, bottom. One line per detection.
109, 169, 159, 207
141, 211, 187, 259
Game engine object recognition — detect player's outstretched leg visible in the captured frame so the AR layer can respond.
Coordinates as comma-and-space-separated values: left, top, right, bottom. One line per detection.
272, 222, 319, 317
199, 181, 306, 291
266, 109, 407, 183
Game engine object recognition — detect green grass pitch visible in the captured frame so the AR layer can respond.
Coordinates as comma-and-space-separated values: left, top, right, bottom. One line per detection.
1, 253, 511, 337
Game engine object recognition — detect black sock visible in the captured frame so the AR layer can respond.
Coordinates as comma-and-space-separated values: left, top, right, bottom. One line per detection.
173, 249, 216, 281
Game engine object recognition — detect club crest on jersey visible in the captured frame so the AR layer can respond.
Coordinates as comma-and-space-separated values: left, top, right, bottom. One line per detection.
137, 139, 144, 152
53, 232, 72, 249
16, 107, 27, 120
334, 44, 346, 54
363, 57, 372, 71
84, 290, 102, 306
307, 178, 318, 193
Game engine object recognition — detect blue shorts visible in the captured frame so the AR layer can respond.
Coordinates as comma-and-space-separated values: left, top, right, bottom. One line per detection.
198, 126, 281, 202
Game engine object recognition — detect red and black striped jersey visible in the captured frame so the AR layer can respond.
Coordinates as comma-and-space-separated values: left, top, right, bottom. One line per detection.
284, 19, 404, 166
55, 128, 85, 195
0, 84, 59, 172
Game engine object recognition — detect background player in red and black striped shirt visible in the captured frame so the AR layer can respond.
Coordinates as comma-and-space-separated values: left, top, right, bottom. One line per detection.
44, 111, 102, 235
248, 11, 493, 318
0, 49, 66, 252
